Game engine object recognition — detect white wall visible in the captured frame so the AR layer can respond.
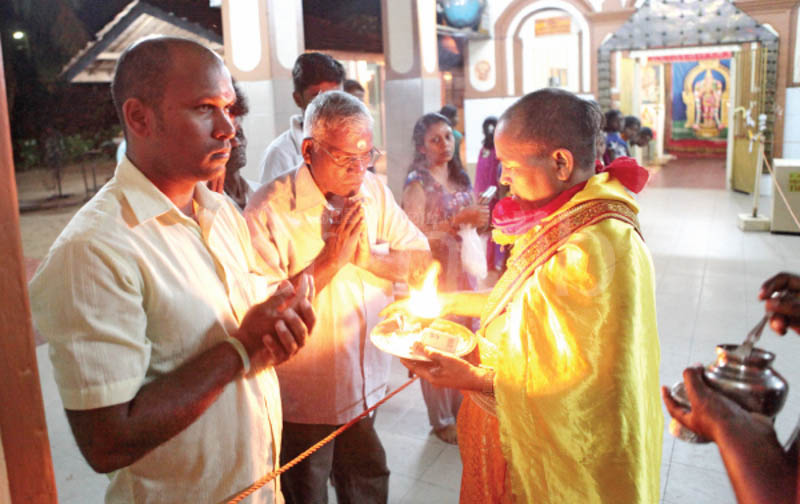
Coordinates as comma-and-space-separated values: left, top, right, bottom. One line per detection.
463, 96, 519, 164
782, 87, 800, 159
237, 78, 296, 183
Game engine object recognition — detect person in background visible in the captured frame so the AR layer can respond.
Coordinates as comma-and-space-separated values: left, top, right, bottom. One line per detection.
402, 112, 489, 445
622, 116, 642, 143
620, 116, 641, 152
343, 78, 366, 102
630, 126, 654, 166
473, 116, 499, 196
440, 104, 464, 168
223, 81, 258, 210
605, 114, 641, 164
258, 52, 345, 185
29, 36, 315, 503
663, 271, 800, 504
603, 109, 625, 164
473, 115, 506, 273
388, 89, 660, 503
596, 131, 608, 168
245, 90, 430, 504
633, 126, 653, 148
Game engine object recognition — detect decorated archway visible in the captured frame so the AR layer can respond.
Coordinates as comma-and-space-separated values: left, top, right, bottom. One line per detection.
496, 0, 593, 96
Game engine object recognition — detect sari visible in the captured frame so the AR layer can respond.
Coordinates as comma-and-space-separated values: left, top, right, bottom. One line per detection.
458, 169, 662, 503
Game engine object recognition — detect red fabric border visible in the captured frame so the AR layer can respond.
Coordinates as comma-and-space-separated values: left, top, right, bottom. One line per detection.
648, 52, 732, 63
665, 138, 727, 158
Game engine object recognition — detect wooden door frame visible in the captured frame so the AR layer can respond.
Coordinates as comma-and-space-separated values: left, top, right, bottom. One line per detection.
0, 40, 58, 503
726, 54, 738, 190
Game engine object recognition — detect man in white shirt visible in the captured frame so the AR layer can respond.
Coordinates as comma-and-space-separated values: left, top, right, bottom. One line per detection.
258, 52, 345, 185
245, 90, 430, 504
29, 36, 315, 503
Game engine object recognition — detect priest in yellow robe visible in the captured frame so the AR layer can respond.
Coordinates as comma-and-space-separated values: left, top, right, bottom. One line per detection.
391, 88, 662, 503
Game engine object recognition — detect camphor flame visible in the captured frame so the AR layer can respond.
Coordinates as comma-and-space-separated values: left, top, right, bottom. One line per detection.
407, 262, 442, 319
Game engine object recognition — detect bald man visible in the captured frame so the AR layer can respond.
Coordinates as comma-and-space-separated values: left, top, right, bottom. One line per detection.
30, 36, 315, 503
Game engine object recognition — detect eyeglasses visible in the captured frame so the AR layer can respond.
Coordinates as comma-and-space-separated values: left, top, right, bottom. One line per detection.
313, 139, 382, 169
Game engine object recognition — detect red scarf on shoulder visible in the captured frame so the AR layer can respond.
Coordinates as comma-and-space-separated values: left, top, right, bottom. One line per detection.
492, 157, 648, 236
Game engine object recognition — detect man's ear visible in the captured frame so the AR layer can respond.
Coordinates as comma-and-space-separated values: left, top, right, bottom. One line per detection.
551, 148, 574, 182
301, 138, 314, 166
122, 98, 152, 139
292, 91, 304, 110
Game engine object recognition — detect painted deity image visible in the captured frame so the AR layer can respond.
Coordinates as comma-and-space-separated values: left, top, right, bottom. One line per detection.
692, 70, 724, 134
678, 59, 730, 139
666, 57, 731, 157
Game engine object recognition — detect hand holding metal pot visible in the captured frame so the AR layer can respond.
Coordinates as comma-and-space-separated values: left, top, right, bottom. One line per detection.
663, 342, 788, 444
661, 366, 778, 445
665, 274, 795, 444
660, 273, 800, 504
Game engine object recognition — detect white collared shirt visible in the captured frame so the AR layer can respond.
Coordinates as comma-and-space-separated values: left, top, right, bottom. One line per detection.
258, 114, 305, 186
245, 165, 429, 424
30, 158, 283, 503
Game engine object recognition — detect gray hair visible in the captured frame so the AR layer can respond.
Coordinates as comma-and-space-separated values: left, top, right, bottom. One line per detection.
303, 90, 373, 139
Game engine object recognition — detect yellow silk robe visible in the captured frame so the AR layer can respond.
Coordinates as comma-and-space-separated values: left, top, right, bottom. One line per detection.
477, 173, 662, 503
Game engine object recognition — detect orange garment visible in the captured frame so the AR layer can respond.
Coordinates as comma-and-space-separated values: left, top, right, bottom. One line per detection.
458, 313, 511, 503
457, 395, 511, 504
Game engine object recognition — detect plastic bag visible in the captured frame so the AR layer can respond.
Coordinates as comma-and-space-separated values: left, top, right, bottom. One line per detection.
458, 225, 488, 280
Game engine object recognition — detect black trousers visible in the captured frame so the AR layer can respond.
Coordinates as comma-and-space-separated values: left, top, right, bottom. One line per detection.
280, 415, 390, 504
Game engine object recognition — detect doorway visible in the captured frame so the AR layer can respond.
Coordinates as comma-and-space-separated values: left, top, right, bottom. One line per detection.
597, 0, 779, 195
613, 42, 770, 192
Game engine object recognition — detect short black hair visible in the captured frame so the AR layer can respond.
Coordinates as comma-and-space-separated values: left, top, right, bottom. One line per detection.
603, 109, 622, 132
624, 115, 642, 130
439, 104, 458, 122
499, 88, 602, 171
292, 52, 345, 94
111, 36, 217, 135
482, 116, 497, 149
639, 126, 653, 139
343, 79, 364, 94
231, 80, 249, 118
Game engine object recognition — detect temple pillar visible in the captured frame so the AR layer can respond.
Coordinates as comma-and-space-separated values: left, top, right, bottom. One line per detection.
220, 0, 305, 182
381, 0, 441, 198
0, 39, 57, 503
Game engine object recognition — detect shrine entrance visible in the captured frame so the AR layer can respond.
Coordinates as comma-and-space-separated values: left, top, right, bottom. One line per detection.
598, 0, 778, 193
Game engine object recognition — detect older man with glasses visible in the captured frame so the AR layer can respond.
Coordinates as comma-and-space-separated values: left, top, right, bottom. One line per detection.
244, 90, 431, 504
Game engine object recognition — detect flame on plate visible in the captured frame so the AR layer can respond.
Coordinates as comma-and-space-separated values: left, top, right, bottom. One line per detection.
407, 262, 442, 319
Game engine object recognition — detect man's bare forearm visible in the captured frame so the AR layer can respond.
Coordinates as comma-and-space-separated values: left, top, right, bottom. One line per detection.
443, 290, 491, 318
294, 250, 342, 294
362, 249, 431, 284
714, 417, 798, 504
67, 341, 244, 473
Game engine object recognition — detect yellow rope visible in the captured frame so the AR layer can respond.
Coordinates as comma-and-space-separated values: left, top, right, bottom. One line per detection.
225, 376, 420, 503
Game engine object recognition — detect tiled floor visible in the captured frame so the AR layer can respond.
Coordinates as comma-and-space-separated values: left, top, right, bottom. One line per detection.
26, 158, 800, 503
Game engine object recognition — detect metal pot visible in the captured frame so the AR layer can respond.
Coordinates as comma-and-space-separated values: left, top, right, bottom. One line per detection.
669, 344, 789, 443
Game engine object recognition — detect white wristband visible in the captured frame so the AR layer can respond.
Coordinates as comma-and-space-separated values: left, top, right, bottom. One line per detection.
225, 338, 251, 375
